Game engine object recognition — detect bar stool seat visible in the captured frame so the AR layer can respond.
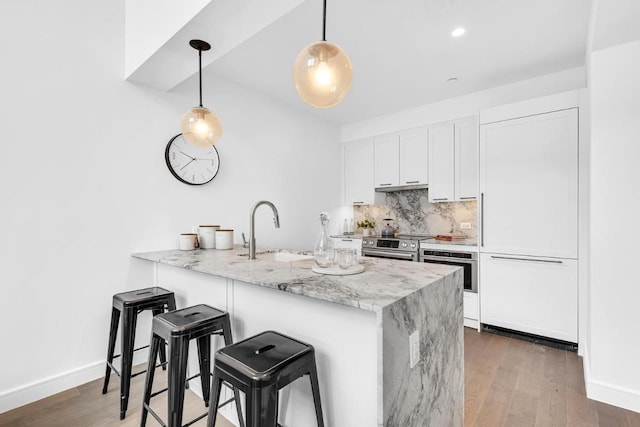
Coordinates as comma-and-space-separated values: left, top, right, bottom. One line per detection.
102, 286, 176, 420
141, 304, 245, 427
207, 330, 325, 427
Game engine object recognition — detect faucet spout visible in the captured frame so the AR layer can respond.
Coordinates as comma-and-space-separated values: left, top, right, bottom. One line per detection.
249, 200, 280, 260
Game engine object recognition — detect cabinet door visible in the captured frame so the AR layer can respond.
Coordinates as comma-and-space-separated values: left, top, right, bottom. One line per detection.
344, 140, 375, 205
454, 117, 478, 201
480, 253, 577, 343
374, 135, 400, 188
399, 128, 428, 186
428, 123, 455, 202
479, 109, 578, 258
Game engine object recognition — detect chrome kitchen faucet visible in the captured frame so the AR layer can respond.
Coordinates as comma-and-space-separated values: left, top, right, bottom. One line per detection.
249, 200, 280, 259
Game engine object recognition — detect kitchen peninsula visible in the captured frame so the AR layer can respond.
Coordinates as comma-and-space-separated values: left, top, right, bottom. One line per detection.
132, 247, 463, 427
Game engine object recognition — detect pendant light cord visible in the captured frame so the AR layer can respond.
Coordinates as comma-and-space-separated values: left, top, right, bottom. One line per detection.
322, 0, 327, 41
198, 48, 203, 107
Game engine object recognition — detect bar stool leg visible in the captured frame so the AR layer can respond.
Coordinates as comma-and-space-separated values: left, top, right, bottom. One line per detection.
152, 307, 168, 371
196, 335, 211, 406
221, 320, 246, 427
308, 358, 325, 427
168, 337, 190, 427
119, 306, 138, 420
246, 384, 278, 427
206, 370, 224, 427
140, 334, 162, 427
102, 307, 120, 394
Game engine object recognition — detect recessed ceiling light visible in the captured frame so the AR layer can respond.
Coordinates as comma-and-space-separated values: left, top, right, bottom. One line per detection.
447, 77, 459, 84
451, 27, 466, 37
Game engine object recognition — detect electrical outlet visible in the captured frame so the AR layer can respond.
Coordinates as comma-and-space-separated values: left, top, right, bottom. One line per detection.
460, 222, 472, 230
409, 330, 420, 368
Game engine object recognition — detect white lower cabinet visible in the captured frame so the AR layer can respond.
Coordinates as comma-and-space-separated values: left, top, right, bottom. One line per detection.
463, 292, 479, 329
332, 237, 362, 255
480, 253, 577, 343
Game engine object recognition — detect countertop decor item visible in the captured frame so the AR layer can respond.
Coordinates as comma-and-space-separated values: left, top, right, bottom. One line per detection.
313, 212, 335, 267
164, 134, 220, 185
180, 39, 222, 147
357, 219, 375, 236
293, 0, 353, 108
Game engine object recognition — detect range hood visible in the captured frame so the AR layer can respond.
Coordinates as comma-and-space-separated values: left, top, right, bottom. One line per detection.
375, 183, 428, 192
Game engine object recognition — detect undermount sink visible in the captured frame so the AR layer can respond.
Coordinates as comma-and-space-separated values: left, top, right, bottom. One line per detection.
237, 250, 313, 262
269, 252, 313, 262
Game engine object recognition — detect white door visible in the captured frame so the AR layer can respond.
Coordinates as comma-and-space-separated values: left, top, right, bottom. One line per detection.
399, 128, 428, 186
344, 140, 375, 205
480, 253, 578, 342
479, 108, 578, 258
374, 135, 399, 188
428, 123, 455, 202
455, 117, 478, 201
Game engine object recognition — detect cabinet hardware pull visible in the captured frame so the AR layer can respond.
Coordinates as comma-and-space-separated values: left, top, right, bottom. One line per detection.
490, 255, 563, 264
480, 193, 485, 247
380, 183, 392, 186
432, 197, 449, 201
459, 196, 476, 200
341, 239, 353, 242
353, 201, 364, 204
405, 180, 420, 184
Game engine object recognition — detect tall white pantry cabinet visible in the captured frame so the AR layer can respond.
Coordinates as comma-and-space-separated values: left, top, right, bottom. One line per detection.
479, 96, 579, 343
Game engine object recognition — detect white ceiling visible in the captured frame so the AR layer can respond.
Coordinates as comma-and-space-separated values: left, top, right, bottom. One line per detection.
174, 0, 592, 125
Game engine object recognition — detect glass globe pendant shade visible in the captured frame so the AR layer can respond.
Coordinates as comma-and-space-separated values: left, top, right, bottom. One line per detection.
180, 106, 222, 147
293, 41, 353, 108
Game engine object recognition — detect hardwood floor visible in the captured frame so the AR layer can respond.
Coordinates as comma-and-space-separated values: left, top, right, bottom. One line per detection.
2, 329, 639, 426
0, 366, 234, 427
464, 328, 640, 427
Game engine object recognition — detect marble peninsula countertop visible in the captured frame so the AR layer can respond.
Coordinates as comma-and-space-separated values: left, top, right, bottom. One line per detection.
132, 246, 460, 313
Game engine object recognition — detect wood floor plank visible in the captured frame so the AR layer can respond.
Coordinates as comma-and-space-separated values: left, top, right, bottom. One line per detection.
595, 400, 632, 427
503, 388, 538, 427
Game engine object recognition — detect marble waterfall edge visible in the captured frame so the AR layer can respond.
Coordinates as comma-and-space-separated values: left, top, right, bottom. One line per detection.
381, 268, 464, 426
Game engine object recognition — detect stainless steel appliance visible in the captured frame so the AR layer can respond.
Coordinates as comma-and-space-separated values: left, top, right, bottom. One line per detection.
361, 237, 421, 261
419, 249, 478, 293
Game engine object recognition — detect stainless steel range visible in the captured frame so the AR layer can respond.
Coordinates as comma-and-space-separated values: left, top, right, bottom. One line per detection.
361, 235, 433, 262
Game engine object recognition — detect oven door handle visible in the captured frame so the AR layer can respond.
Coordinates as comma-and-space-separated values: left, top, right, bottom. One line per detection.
420, 256, 476, 265
363, 250, 416, 260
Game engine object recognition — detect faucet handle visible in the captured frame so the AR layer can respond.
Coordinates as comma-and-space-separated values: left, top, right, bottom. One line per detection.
241, 232, 249, 248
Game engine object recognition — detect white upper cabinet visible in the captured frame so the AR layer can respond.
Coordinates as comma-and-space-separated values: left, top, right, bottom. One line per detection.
428, 123, 455, 202
399, 128, 429, 186
344, 140, 375, 205
455, 118, 478, 201
374, 135, 400, 188
479, 108, 578, 258
427, 117, 477, 203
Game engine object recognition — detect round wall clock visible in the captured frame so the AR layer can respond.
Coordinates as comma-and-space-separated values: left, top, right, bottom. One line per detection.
165, 134, 220, 185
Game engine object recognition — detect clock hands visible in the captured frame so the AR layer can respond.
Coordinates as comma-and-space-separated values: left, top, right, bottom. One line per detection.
180, 158, 195, 170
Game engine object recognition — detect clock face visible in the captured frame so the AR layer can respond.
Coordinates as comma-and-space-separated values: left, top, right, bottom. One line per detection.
165, 134, 220, 185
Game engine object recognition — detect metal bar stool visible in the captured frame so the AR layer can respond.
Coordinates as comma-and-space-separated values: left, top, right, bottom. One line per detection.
102, 286, 177, 419
207, 330, 325, 427
141, 304, 245, 427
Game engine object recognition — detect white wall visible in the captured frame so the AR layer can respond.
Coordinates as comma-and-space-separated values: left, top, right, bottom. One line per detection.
0, 0, 340, 412
587, 39, 640, 412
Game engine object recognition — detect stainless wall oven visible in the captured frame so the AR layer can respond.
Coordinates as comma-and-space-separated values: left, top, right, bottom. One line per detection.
419, 249, 478, 293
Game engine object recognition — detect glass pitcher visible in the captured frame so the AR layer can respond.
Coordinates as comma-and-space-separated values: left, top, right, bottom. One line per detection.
314, 212, 335, 268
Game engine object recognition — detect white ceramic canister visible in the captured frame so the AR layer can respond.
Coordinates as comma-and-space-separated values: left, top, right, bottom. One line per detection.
179, 233, 199, 250
215, 229, 234, 250
198, 225, 220, 249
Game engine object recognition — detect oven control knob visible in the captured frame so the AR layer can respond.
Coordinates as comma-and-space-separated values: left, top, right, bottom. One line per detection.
369, 240, 374, 245
411, 243, 416, 248
402, 242, 408, 248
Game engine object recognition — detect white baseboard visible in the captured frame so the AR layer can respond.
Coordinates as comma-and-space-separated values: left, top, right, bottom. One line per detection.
0, 350, 149, 415
583, 351, 640, 413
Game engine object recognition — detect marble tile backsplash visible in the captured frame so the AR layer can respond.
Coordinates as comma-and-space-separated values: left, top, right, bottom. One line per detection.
353, 189, 477, 238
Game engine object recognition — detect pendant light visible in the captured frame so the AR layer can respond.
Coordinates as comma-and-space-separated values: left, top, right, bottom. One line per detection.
180, 39, 222, 147
293, 0, 352, 108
